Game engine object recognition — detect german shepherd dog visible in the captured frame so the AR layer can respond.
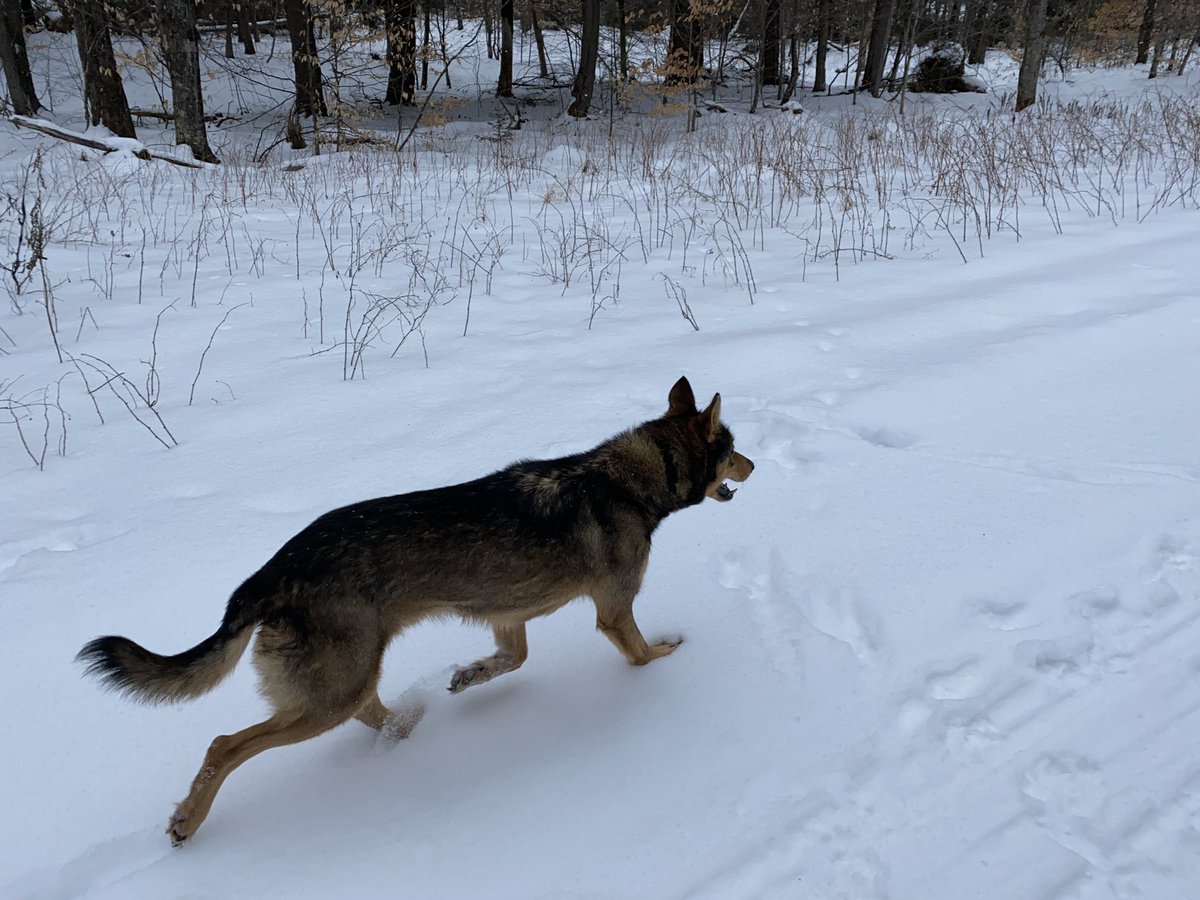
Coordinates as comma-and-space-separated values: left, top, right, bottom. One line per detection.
78, 377, 754, 845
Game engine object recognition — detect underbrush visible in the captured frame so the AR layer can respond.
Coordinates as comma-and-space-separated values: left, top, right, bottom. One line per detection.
4, 90, 1199, 466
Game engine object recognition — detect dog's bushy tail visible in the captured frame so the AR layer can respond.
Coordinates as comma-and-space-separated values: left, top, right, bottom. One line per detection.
76, 582, 266, 705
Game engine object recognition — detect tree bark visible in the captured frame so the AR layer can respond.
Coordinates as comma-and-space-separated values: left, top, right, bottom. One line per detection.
421, 2, 430, 89
0, 0, 40, 115
284, 0, 326, 117
616, 0, 628, 81
71, 0, 136, 137
886, 0, 914, 90
497, 0, 513, 96
530, 2, 549, 78
568, 0, 599, 116
1015, 0, 1047, 112
863, 0, 895, 97
812, 0, 829, 92
1136, 0, 1157, 65
780, 28, 799, 102
964, 0, 992, 65
762, 0, 781, 85
234, 0, 255, 54
155, 0, 219, 162
385, 0, 416, 104
1148, 32, 1166, 77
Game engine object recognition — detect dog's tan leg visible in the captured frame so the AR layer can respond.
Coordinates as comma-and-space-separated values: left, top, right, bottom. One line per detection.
449, 622, 528, 693
167, 709, 342, 846
596, 608, 683, 665
354, 691, 424, 741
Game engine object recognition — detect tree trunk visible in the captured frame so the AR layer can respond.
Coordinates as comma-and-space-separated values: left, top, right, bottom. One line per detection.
385, 0, 416, 104
421, 3, 430, 89
284, 0, 326, 117
530, 2, 549, 78
1015, 0, 1047, 112
155, 0, 219, 162
483, 0, 494, 59
224, 1, 234, 58
616, 0, 628, 81
762, 0, 781, 85
812, 0, 828, 92
1136, 0, 1157, 65
568, 0, 599, 116
235, 0, 254, 54
780, 28, 799, 102
863, 0, 895, 97
497, 0, 513, 96
667, 0, 702, 84
1177, 26, 1199, 74
71, 0, 136, 137
965, 0, 992, 66
0, 0, 40, 115
1148, 32, 1166, 77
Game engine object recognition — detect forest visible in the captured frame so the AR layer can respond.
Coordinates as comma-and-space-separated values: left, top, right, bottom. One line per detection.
3, 0, 1198, 160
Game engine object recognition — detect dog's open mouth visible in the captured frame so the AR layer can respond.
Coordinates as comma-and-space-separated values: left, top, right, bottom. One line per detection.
714, 482, 737, 501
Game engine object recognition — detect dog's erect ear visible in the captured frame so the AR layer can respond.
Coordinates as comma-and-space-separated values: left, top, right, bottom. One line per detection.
699, 393, 722, 440
666, 376, 698, 417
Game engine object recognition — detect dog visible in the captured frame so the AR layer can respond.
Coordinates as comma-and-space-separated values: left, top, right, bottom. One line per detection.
77, 376, 754, 845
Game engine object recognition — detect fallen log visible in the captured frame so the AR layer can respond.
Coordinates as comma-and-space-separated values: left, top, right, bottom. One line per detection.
7, 115, 211, 169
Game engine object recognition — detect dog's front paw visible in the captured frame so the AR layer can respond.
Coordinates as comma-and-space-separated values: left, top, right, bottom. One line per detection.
637, 635, 683, 664
166, 808, 194, 847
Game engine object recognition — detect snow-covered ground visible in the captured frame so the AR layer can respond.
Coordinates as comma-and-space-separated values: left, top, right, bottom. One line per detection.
3, 28, 1200, 900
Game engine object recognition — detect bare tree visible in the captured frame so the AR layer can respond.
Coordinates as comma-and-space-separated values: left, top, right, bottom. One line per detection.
497, 0, 513, 96
155, 0, 219, 162
234, 0, 255, 55
863, 0, 896, 97
762, 0, 782, 86
385, 0, 416, 105
812, 0, 830, 92
963, 0, 993, 65
1016, 0, 1048, 112
70, 0, 136, 137
284, 0, 326, 117
1137, 0, 1158, 64
530, 1, 549, 78
0, 0, 40, 115
568, 0, 599, 115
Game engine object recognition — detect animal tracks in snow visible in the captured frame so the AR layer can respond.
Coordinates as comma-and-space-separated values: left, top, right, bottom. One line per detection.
703, 526, 1200, 899
719, 547, 884, 675
970, 595, 1037, 631
0, 522, 129, 579
924, 657, 988, 701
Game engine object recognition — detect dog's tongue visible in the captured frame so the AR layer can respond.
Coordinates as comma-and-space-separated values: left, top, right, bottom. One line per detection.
716, 483, 736, 501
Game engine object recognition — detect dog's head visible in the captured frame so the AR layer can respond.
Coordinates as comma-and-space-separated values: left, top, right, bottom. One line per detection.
665, 376, 755, 503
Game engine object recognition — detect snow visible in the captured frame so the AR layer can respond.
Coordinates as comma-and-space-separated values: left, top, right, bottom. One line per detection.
3, 29, 1200, 900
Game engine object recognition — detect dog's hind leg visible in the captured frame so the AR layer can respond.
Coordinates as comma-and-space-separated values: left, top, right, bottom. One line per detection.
167, 623, 385, 845
167, 708, 345, 846
449, 622, 528, 693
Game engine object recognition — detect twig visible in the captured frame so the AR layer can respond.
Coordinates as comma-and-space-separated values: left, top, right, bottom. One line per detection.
190, 304, 246, 405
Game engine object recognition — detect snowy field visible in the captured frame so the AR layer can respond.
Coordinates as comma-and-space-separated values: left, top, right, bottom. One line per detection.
3, 28, 1200, 900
